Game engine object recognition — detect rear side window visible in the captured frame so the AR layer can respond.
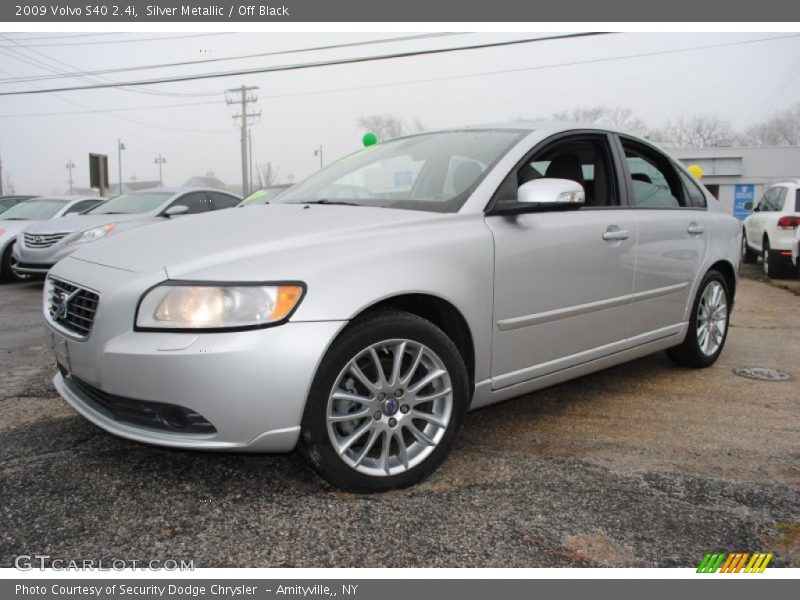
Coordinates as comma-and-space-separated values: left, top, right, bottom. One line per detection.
679, 171, 707, 208
209, 192, 240, 210
172, 192, 211, 215
622, 139, 684, 208
64, 199, 102, 215
796, 189, 800, 212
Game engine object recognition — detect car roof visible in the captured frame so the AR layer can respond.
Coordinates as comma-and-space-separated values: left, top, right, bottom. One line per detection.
126, 187, 239, 195
23, 195, 97, 203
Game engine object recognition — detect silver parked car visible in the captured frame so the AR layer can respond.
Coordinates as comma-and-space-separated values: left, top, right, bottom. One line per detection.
44, 123, 741, 492
14, 187, 242, 277
0, 196, 104, 282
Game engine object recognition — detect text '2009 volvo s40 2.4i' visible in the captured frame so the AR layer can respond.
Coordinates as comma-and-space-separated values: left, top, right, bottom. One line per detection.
43, 122, 741, 492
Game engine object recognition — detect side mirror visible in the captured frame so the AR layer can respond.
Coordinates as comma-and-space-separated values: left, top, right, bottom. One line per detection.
744, 201, 753, 211
516, 178, 585, 209
164, 205, 189, 217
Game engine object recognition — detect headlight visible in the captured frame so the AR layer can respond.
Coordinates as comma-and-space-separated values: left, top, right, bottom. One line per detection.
69, 223, 116, 245
135, 283, 305, 330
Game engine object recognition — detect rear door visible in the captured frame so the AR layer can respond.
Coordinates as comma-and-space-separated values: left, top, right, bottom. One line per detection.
616, 136, 708, 338
487, 132, 638, 388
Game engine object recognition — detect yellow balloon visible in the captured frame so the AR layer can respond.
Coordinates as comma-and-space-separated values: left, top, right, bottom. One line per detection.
688, 164, 703, 180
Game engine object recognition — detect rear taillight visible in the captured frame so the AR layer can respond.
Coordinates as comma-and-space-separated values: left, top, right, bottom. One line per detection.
777, 215, 800, 229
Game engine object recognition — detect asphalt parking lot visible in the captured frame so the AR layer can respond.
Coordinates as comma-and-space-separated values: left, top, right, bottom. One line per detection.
1, 274, 798, 568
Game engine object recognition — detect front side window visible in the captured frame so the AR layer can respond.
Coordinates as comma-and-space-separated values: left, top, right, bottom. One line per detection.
0, 199, 66, 220
172, 192, 211, 215
277, 130, 524, 213
491, 134, 619, 210
90, 192, 172, 215
209, 192, 241, 210
622, 140, 683, 208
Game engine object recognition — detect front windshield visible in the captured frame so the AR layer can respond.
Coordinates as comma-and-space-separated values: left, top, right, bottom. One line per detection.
89, 191, 172, 215
241, 186, 290, 206
277, 129, 524, 213
0, 199, 66, 220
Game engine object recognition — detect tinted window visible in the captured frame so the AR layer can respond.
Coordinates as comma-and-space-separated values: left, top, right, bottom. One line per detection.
172, 192, 210, 214
209, 192, 239, 210
91, 192, 172, 215
679, 170, 707, 208
64, 199, 102, 215
622, 140, 683, 208
0, 198, 19, 213
796, 189, 800, 213
0, 199, 66, 220
493, 134, 618, 209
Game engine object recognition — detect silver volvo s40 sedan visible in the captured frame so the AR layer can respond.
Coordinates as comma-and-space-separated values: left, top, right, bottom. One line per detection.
44, 123, 741, 492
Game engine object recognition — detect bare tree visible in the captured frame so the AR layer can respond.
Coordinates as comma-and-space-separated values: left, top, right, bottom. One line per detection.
652, 113, 733, 148
522, 106, 651, 136
356, 114, 425, 142
254, 162, 279, 188
739, 102, 800, 146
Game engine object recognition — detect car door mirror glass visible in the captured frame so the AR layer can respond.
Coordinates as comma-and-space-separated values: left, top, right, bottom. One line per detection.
164, 205, 189, 217
517, 178, 585, 207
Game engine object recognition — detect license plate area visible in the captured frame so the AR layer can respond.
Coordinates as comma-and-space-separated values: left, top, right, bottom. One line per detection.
48, 330, 72, 375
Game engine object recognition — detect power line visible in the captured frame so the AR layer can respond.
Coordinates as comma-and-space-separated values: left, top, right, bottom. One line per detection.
0, 99, 221, 118
0, 33, 466, 85
0, 32, 235, 48
1, 32, 122, 41
248, 33, 800, 104
0, 33, 612, 96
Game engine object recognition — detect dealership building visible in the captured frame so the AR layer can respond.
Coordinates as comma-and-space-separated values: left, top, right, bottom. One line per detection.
667, 145, 800, 220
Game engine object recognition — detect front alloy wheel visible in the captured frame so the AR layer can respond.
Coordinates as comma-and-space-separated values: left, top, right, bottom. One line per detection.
300, 310, 468, 492
327, 339, 453, 477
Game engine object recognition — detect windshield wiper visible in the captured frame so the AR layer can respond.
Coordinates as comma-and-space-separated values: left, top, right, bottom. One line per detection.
3, 217, 28, 220
302, 199, 362, 206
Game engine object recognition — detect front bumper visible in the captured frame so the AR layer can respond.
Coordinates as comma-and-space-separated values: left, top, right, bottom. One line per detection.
46, 257, 345, 453
13, 242, 78, 275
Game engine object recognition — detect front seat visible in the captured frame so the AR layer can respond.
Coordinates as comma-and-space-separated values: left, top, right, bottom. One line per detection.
545, 154, 584, 185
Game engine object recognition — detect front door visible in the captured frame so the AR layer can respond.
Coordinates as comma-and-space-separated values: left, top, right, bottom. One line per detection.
486, 133, 637, 389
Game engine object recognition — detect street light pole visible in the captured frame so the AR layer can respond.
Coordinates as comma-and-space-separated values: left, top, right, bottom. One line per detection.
154, 154, 166, 186
65, 160, 75, 195
313, 145, 323, 169
117, 139, 126, 195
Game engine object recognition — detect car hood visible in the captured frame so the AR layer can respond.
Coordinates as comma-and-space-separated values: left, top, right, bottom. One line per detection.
0, 219, 44, 245
69, 204, 446, 275
22, 213, 154, 235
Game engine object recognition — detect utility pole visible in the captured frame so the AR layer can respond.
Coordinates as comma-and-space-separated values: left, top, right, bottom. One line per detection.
0, 153, 4, 195
226, 85, 260, 197
313, 145, 324, 169
154, 154, 166, 186
66, 160, 75, 194
248, 128, 254, 193
117, 139, 126, 195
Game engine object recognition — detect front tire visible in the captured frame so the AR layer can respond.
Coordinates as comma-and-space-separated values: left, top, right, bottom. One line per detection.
741, 231, 757, 264
1, 242, 25, 283
298, 310, 469, 493
666, 270, 730, 368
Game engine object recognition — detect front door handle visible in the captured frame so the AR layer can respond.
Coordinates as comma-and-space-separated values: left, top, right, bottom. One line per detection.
603, 226, 630, 241
687, 222, 705, 235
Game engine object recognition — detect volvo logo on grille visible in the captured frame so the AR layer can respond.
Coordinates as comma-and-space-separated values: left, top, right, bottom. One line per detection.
51, 288, 80, 320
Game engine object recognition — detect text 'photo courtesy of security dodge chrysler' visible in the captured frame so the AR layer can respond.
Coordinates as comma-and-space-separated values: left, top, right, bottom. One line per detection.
44, 123, 741, 492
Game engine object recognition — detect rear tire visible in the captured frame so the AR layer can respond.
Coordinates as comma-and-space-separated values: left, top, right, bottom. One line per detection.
762, 238, 791, 279
298, 310, 469, 493
666, 270, 730, 368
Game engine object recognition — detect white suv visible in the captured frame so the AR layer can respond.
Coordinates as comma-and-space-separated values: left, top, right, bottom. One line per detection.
742, 181, 800, 278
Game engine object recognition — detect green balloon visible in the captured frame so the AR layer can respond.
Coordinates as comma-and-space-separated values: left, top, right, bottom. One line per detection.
362, 132, 378, 147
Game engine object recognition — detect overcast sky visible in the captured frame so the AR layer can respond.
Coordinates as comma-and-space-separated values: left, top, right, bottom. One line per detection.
1, 31, 799, 196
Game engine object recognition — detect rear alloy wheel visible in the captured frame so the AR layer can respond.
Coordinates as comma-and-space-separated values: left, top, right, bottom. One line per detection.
762, 238, 790, 279
299, 311, 468, 492
666, 270, 730, 368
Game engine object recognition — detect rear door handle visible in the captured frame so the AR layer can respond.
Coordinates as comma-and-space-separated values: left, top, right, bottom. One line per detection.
603, 226, 630, 241
687, 223, 705, 235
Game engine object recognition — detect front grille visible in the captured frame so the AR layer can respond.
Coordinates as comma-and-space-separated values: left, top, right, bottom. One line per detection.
61, 368, 216, 434
24, 232, 68, 248
47, 277, 99, 338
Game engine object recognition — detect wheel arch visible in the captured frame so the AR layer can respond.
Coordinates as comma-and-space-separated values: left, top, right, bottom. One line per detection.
352, 293, 476, 396
708, 259, 737, 305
